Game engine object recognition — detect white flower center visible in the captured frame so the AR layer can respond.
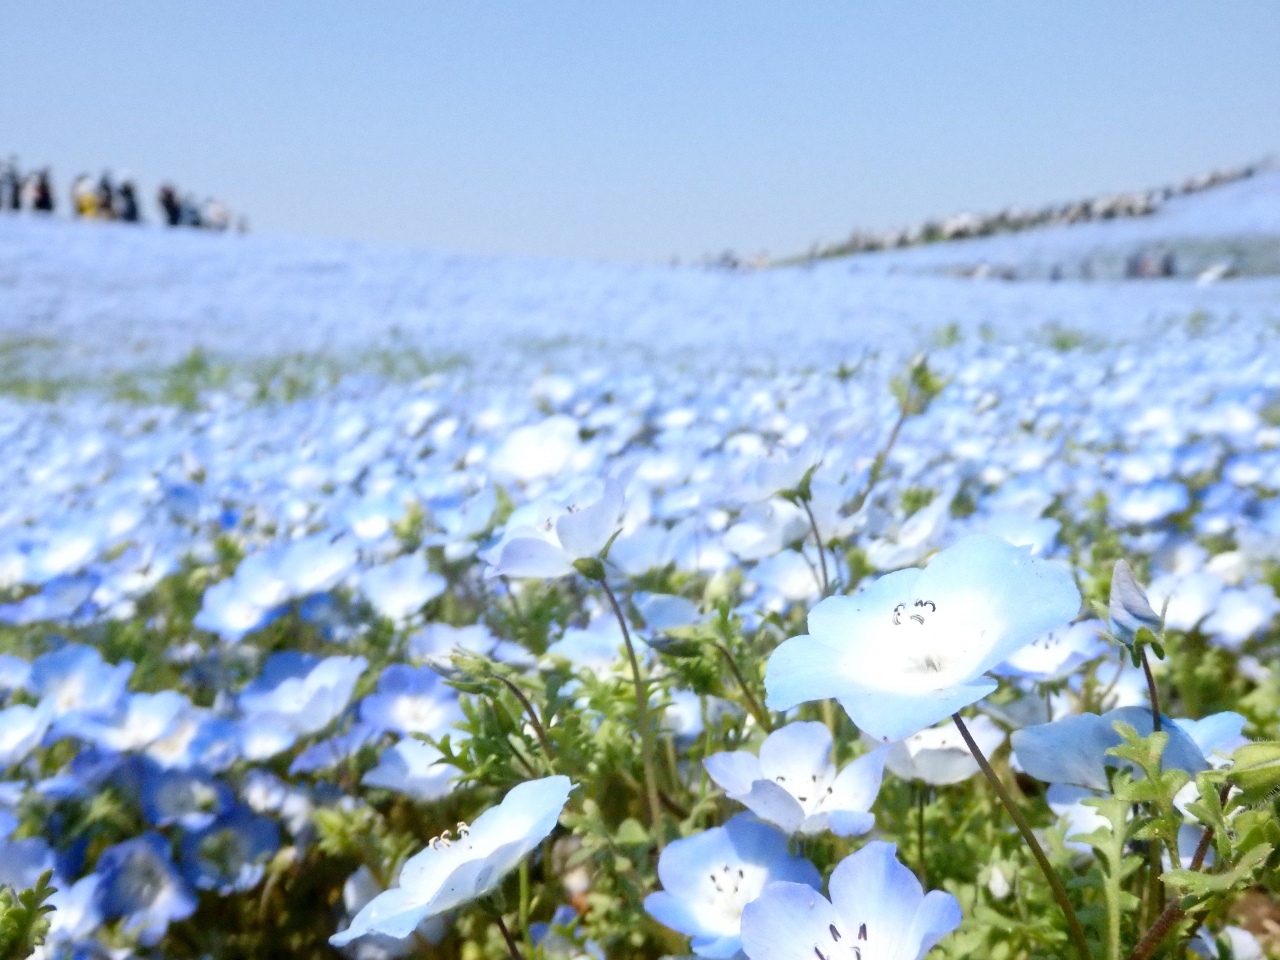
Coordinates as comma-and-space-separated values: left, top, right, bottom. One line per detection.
701, 861, 768, 933
811, 919, 868, 960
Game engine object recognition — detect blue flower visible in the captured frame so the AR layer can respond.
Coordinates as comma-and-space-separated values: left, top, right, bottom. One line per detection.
289, 722, 378, 775
239, 652, 367, 736
360, 554, 446, 622
0, 701, 54, 769
57, 691, 187, 753
740, 840, 961, 960
94, 833, 196, 946
361, 739, 460, 802
1011, 706, 1207, 792
331, 776, 574, 945
1109, 560, 1161, 645
180, 806, 280, 894
27, 644, 132, 720
704, 722, 886, 837
765, 535, 1080, 743
644, 813, 820, 959
359, 664, 463, 738
141, 766, 234, 830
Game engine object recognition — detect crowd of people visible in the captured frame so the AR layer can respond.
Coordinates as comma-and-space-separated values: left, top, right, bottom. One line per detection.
801, 158, 1275, 262
0, 156, 243, 231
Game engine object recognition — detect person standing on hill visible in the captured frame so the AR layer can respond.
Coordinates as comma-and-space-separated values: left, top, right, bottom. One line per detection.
117, 180, 140, 222
0, 159, 19, 210
158, 184, 181, 226
31, 170, 54, 212
96, 171, 116, 219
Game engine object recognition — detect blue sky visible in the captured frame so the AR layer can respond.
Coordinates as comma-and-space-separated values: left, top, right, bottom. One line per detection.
2, 1, 1278, 262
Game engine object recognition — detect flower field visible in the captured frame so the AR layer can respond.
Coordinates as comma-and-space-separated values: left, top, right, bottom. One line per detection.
1, 173, 1280, 960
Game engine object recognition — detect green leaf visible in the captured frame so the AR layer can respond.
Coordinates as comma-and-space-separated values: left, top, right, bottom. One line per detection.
1163, 843, 1272, 899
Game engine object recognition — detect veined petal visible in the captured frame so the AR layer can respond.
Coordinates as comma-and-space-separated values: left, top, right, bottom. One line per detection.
827, 841, 922, 960
703, 751, 763, 796
741, 881, 844, 960
330, 887, 432, 945
758, 721, 835, 786
493, 538, 574, 579
838, 678, 998, 744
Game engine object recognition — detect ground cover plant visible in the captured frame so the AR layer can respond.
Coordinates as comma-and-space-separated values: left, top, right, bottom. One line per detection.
1, 307, 1280, 960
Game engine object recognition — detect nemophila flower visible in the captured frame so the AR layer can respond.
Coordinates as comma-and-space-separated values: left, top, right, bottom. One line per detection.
359, 664, 463, 738
634, 593, 702, 631
362, 739, 460, 801
766, 534, 1080, 743
645, 813, 820, 959
237, 715, 299, 761
1147, 571, 1224, 632
883, 715, 1006, 786
1011, 706, 1207, 792
0, 836, 56, 891
1172, 712, 1248, 767
1109, 560, 1162, 645
546, 616, 628, 671
239, 652, 367, 736
145, 707, 240, 773
0, 572, 99, 625
331, 775, 574, 945
58, 690, 187, 752
94, 833, 196, 946
994, 621, 1108, 682
863, 485, 956, 573
723, 500, 809, 561
409, 621, 533, 667
740, 840, 961, 960
0, 655, 31, 693
44, 874, 103, 948
337, 865, 448, 955
360, 554, 446, 622
289, 722, 378, 775
180, 806, 280, 894
1190, 925, 1265, 960
0, 701, 54, 769
141, 767, 234, 830
1202, 585, 1279, 648
484, 474, 628, 579
704, 722, 887, 837
27, 644, 133, 720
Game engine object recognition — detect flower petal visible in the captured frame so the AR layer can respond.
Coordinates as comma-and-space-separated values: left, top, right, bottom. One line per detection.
741, 882, 843, 960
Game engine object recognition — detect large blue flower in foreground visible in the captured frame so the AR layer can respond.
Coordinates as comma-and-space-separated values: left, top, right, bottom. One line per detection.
765, 535, 1080, 743
1011, 706, 1210, 792
741, 840, 960, 960
704, 722, 886, 837
645, 814, 820, 959
330, 775, 573, 946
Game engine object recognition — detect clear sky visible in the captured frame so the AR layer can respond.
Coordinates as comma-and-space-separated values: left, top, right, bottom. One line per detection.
2, 1, 1279, 263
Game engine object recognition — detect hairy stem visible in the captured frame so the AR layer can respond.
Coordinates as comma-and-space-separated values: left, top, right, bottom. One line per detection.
495, 675, 555, 771
1139, 648, 1162, 732
600, 580, 666, 852
495, 913, 525, 960
798, 496, 830, 596
916, 784, 929, 887
1127, 791, 1223, 960
953, 713, 1092, 960
711, 641, 773, 732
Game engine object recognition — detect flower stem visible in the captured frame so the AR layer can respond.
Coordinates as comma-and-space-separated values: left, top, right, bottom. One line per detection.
494, 912, 525, 960
495, 674, 556, 771
1126, 789, 1224, 960
600, 579, 666, 852
952, 713, 1092, 960
1138, 648, 1161, 732
711, 641, 773, 732
798, 496, 830, 597
916, 783, 929, 887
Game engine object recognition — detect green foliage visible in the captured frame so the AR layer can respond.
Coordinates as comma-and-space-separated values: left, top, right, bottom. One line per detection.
0, 871, 55, 960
